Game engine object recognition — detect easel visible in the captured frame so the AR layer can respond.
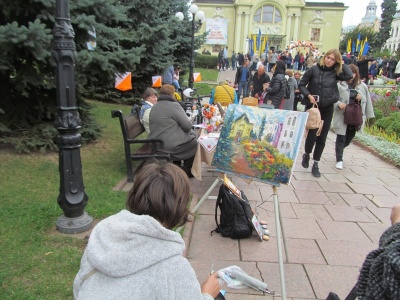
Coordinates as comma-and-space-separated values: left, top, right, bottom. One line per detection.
177, 171, 289, 299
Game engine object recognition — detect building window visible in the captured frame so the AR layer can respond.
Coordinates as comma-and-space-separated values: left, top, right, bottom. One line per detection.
311, 28, 321, 41
253, 6, 282, 23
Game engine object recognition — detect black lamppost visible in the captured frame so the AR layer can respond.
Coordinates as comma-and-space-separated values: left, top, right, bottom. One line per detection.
176, 4, 205, 89
51, 0, 93, 233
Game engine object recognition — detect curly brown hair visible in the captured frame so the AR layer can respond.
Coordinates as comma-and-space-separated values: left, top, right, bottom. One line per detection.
159, 84, 176, 97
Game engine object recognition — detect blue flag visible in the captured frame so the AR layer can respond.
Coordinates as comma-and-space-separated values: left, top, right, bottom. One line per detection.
256, 29, 261, 51
362, 42, 369, 55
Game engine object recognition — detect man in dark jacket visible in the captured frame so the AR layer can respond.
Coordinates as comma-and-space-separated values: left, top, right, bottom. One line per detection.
234, 58, 251, 99
387, 56, 397, 79
237, 52, 244, 67
249, 65, 270, 99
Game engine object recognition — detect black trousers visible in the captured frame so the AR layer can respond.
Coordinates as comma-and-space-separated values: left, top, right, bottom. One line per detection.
173, 156, 195, 177
335, 126, 357, 162
304, 105, 334, 161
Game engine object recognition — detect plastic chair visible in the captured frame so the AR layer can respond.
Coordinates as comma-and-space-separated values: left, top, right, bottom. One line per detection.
242, 97, 258, 106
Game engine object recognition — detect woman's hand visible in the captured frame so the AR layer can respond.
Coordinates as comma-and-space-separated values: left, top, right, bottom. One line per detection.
355, 94, 362, 102
201, 272, 220, 298
308, 94, 317, 104
339, 103, 346, 110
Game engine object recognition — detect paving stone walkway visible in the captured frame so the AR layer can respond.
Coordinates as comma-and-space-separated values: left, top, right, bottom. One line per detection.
186, 131, 400, 300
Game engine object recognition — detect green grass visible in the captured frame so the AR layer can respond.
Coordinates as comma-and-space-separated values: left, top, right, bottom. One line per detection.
0, 101, 132, 299
190, 68, 218, 96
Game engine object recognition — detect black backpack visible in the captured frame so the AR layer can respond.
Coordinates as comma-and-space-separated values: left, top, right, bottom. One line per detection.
211, 184, 253, 239
283, 78, 291, 99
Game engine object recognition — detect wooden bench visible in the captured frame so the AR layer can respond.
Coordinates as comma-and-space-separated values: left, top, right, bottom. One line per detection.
111, 109, 171, 182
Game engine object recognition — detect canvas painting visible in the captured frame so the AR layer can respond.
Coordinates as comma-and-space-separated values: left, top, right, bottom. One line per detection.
211, 104, 308, 186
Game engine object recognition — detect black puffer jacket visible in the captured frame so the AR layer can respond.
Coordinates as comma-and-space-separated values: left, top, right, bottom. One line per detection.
264, 73, 286, 108
299, 63, 353, 108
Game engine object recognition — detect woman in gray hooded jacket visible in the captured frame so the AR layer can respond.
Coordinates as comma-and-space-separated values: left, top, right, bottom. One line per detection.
333, 64, 374, 170
73, 161, 220, 300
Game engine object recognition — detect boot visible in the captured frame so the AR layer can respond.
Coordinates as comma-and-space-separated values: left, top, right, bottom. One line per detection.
311, 162, 321, 178
302, 153, 310, 168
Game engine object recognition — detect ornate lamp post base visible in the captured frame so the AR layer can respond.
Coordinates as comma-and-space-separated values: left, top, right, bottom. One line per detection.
56, 212, 93, 234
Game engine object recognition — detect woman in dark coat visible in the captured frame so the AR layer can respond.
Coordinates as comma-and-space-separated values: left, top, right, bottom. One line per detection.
264, 60, 286, 108
299, 49, 353, 177
149, 85, 197, 177
357, 56, 374, 83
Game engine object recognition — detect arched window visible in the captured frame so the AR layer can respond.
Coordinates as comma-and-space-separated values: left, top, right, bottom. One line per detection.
253, 6, 282, 23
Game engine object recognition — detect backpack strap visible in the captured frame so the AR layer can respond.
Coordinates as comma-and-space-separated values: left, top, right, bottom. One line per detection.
211, 185, 224, 235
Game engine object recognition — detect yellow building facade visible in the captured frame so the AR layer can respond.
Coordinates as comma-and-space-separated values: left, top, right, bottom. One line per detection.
195, 0, 347, 55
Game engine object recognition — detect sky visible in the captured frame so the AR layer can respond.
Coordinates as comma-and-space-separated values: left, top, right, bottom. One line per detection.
307, 0, 384, 27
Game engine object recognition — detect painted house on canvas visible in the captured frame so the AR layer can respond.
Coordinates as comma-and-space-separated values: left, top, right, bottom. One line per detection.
212, 105, 308, 185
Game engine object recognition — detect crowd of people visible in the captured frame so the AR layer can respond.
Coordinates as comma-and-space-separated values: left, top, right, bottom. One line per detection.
71, 43, 400, 299
140, 46, 384, 178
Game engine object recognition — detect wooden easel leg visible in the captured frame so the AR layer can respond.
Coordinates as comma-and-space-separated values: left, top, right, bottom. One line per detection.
192, 177, 222, 214
272, 185, 287, 299
175, 177, 222, 233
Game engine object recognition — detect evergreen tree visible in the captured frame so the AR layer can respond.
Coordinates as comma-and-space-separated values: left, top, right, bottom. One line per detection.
0, 0, 196, 150
376, 0, 397, 47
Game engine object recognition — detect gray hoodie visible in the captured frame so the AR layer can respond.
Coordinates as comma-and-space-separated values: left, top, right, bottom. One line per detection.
73, 210, 213, 300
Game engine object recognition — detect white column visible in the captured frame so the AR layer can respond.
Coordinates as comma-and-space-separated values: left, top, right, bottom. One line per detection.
243, 12, 250, 52
286, 15, 292, 48
293, 15, 300, 41
235, 12, 242, 52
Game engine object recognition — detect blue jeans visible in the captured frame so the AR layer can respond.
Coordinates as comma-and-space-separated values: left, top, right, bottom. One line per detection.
238, 81, 248, 99
172, 80, 180, 90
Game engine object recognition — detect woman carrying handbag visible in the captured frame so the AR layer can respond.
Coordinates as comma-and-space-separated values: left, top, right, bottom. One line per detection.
299, 49, 353, 177
333, 64, 374, 170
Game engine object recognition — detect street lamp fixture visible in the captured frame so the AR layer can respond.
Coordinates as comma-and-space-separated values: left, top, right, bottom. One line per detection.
176, 4, 205, 89
52, 0, 93, 233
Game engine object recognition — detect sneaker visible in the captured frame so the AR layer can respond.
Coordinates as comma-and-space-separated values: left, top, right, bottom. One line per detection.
336, 161, 343, 170
311, 164, 321, 177
302, 153, 310, 168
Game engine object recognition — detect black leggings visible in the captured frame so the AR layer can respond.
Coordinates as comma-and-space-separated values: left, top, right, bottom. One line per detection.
335, 126, 357, 162
304, 105, 334, 161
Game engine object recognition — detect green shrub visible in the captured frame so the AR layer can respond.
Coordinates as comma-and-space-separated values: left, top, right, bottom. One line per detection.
373, 108, 383, 121
375, 112, 400, 139
195, 54, 218, 69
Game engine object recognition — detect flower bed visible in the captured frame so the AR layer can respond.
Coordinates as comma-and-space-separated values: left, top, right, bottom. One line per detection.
354, 86, 400, 167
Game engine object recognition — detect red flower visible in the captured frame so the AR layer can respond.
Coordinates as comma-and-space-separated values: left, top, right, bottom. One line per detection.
386, 92, 391, 96
392, 86, 396, 90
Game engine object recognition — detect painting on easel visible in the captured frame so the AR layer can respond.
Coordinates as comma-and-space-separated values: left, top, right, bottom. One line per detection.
211, 104, 308, 185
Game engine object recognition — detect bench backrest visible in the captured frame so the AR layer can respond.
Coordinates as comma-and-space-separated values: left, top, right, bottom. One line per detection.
124, 113, 145, 140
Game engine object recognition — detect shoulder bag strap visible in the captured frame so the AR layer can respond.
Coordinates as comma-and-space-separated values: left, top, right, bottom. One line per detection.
220, 85, 233, 102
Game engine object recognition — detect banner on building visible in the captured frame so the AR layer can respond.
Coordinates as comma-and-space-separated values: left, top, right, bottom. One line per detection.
205, 18, 228, 45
